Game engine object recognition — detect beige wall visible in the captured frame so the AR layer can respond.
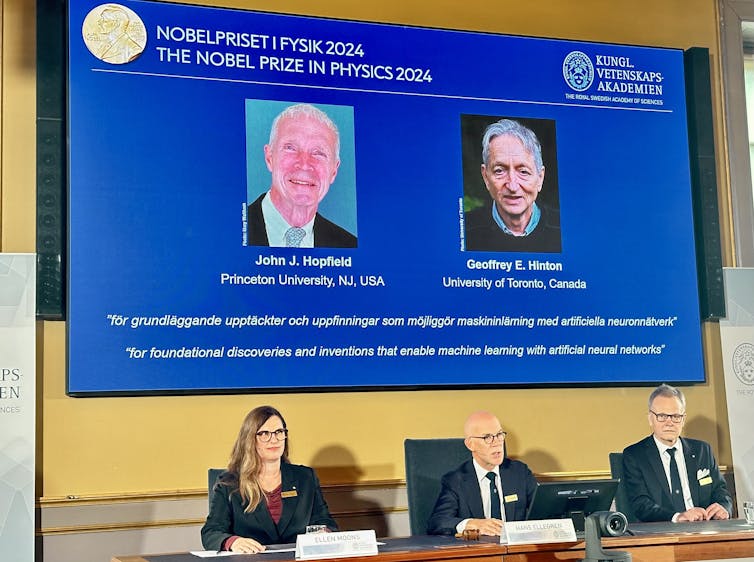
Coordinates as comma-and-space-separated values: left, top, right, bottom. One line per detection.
1, 0, 734, 500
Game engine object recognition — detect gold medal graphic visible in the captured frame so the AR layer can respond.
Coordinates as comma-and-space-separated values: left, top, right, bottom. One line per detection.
82, 4, 147, 64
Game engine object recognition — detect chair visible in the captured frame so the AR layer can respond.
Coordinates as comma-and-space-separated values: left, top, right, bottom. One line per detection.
404, 438, 470, 535
608, 452, 638, 523
208, 468, 224, 508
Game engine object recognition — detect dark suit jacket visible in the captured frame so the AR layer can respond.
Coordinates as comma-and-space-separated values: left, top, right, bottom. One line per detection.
201, 463, 337, 550
622, 435, 732, 522
464, 203, 561, 253
427, 458, 538, 535
247, 193, 357, 248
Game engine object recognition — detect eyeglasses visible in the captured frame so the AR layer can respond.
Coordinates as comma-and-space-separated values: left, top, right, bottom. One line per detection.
256, 428, 288, 442
650, 411, 686, 423
469, 430, 507, 444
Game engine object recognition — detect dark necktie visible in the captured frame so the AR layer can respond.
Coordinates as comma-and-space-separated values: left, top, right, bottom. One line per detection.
667, 447, 687, 513
485, 472, 502, 520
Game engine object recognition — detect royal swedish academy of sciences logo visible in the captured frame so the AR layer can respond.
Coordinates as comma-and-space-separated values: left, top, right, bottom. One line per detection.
732, 342, 754, 386
562, 51, 594, 92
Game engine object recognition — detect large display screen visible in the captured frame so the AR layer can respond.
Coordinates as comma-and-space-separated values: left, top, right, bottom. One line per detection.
67, 0, 705, 394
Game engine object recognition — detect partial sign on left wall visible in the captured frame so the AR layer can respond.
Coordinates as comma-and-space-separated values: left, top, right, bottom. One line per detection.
0, 254, 36, 562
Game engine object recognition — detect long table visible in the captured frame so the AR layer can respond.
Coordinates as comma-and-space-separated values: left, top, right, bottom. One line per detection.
112, 520, 754, 562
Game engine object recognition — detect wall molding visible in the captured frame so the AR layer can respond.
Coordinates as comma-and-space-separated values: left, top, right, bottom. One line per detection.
38, 478, 410, 536
37, 470, 622, 507
36, 469, 622, 536
37, 478, 408, 506
37, 467, 731, 536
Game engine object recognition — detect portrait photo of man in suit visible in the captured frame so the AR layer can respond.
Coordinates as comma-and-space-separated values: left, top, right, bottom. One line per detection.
245, 101, 358, 248
462, 115, 561, 253
427, 411, 537, 536
622, 383, 732, 522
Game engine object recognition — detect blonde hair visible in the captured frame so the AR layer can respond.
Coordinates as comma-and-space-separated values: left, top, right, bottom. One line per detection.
226, 405, 289, 513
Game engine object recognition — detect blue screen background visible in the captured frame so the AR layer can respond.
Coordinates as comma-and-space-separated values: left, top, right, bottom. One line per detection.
67, 0, 704, 393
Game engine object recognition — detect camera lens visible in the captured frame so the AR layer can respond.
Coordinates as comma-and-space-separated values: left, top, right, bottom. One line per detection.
603, 512, 627, 536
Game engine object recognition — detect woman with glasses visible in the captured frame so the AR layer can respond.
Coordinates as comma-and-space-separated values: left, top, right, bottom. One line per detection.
201, 405, 337, 553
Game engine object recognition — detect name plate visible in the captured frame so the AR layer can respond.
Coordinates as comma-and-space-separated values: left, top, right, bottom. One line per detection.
295, 530, 378, 560
503, 519, 577, 545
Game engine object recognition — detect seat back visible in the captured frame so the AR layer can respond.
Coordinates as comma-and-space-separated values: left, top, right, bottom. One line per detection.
404, 438, 470, 535
208, 468, 225, 508
608, 452, 638, 523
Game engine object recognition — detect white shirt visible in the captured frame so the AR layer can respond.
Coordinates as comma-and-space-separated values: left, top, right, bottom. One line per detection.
261, 192, 315, 248
653, 436, 694, 520
457, 459, 506, 533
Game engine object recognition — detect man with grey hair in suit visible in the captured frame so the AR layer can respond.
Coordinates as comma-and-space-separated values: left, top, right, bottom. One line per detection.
622, 383, 732, 522
465, 118, 560, 253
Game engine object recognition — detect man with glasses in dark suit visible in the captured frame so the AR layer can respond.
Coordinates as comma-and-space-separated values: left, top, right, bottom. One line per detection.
427, 411, 537, 536
622, 384, 732, 522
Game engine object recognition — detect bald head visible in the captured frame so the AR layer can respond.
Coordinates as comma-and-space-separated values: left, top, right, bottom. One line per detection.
464, 411, 500, 437
463, 411, 505, 471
